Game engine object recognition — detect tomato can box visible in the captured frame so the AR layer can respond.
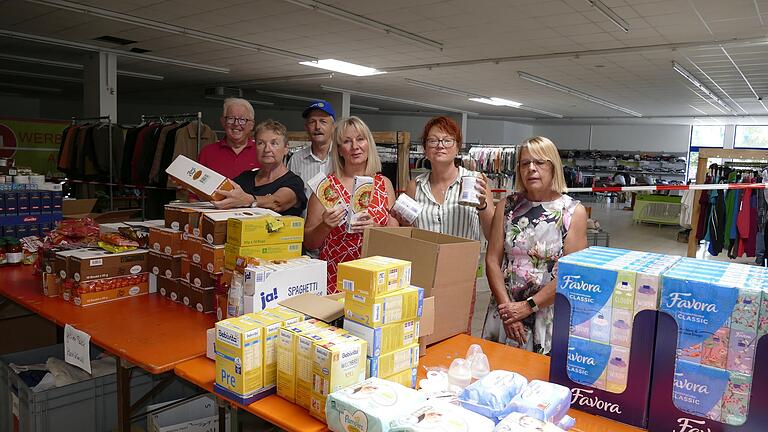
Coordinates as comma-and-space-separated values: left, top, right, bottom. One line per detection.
227, 215, 304, 247
276, 320, 329, 402
551, 247, 681, 428
647, 259, 768, 431
183, 234, 204, 265
72, 273, 150, 306
53, 248, 87, 280
157, 275, 177, 299
189, 285, 215, 313
165, 155, 236, 202
344, 286, 424, 328
148, 251, 183, 280
337, 256, 411, 297
67, 249, 148, 282
367, 343, 419, 378
214, 317, 266, 405
201, 243, 225, 273
343, 318, 420, 357
189, 262, 218, 288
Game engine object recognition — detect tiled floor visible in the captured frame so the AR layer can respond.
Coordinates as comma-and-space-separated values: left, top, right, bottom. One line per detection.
470, 201, 763, 337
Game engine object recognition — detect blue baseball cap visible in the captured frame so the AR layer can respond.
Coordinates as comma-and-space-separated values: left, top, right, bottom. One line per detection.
302, 100, 336, 120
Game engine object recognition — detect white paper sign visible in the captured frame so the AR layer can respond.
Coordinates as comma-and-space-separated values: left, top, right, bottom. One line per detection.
64, 324, 92, 374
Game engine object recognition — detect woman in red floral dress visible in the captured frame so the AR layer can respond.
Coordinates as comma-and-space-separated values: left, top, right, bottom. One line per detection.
304, 117, 398, 293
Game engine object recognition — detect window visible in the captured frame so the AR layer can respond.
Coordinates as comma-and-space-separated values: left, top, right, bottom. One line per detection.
734, 125, 768, 148
690, 125, 725, 148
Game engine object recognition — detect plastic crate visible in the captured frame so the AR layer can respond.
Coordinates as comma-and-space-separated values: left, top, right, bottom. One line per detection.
0, 344, 155, 432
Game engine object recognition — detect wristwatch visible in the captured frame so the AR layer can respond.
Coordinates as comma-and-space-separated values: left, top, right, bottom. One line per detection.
526, 296, 539, 313
250, 194, 259, 208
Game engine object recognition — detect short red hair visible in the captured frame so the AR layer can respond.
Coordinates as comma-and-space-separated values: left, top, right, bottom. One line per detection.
421, 116, 462, 148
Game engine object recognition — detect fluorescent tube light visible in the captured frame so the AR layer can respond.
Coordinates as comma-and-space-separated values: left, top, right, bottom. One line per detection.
320, 85, 477, 115
300, 59, 384, 77
672, 62, 732, 112
350, 104, 380, 111
516, 105, 564, 118
279, 0, 442, 50
469, 97, 522, 108
231, 73, 333, 86
0, 53, 164, 80
586, 0, 629, 33
0, 68, 81, 83
0, 29, 229, 74
203, 96, 274, 107
0, 83, 62, 93
518, 71, 642, 117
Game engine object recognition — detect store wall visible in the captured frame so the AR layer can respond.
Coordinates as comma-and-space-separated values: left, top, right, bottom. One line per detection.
531, 124, 592, 149
533, 124, 692, 153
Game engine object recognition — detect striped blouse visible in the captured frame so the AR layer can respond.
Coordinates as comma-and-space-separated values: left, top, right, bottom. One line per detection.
413, 166, 482, 241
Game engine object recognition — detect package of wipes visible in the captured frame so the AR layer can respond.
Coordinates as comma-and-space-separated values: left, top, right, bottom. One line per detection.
388, 401, 495, 432
325, 377, 426, 432
458, 370, 528, 422
494, 412, 565, 432
508, 380, 571, 425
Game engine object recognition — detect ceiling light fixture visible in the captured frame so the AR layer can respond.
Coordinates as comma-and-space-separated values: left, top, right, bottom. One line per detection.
350, 103, 380, 111
0, 30, 229, 74
231, 73, 334, 86
24, 0, 315, 62
672, 61, 732, 113
253, 89, 381, 111
586, 0, 629, 33
688, 104, 707, 115
300, 59, 385, 77
320, 85, 478, 115
719, 47, 768, 114
203, 95, 274, 106
279, 0, 442, 50
405, 78, 563, 118
0, 68, 82, 83
685, 56, 747, 114
518, 71, 642, 117
469, 97, 522, 108
0, 83, 62, 93
0, 53, 165, 80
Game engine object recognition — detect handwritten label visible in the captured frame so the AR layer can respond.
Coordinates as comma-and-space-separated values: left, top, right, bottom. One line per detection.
64, 324, 92, 374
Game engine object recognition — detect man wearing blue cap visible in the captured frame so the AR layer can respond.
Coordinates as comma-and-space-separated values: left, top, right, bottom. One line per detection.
288, 100, 336, 204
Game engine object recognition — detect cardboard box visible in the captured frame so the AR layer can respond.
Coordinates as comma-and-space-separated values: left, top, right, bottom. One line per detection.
170, 279, 187, 303
310, 334, 367, 421
215, 293, 228, 321
200, 209, 278, 245
148, 251, 184, 280
336, 256, 411, 297
4, 192, 17, 215
367, 343, 419, 378
149, 227, 184, 256
165, 155, 235, 202
40, 191, 52, 213
279, 292, 345, 326
51, 248, 81, 279
67, 249, 148, 282
184, 234, 204, 265
72, 274, 150, 306
157, 275, 177, 299
224, 242, 302, 270
181, 257, 191, 281
362, 227, 480, 345
295, 327, 348, 409
276, 320, 329, 402
227, 216, 304, 247
190, 285, 215, 313
206, 328, 215, 360
201, 243, 225, 273
343, 318, 420, 357
189, 262, 217, 288
148, 394, 228, 432
164, 203, 226, 236
62, 198, 97, 218
214, 317, 265, 404
383, 367, 418, 388
241, 259, 326, 314
344, 286, 424, 328
17, 192, 29, 215
29, 190, 41, 214
41, 273, 59, 297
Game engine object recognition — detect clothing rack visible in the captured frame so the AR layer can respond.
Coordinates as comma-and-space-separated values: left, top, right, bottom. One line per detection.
141, 112, 203, 154
70, 115, 115, 210
286, 131, 411, 192
687, 148, 768, 257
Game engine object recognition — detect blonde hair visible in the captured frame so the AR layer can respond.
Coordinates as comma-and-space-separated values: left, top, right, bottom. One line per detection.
331, 116, 382, 177
222, 97, 255, 120
254, 119, 288, 145
514, 136, 567, 193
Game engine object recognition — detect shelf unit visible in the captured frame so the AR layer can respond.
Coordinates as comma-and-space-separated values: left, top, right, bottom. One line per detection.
561, 150, 688, 179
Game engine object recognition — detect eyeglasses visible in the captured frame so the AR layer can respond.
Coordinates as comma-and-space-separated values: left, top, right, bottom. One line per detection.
224, 116, 253, 126
425, 138, 457, 148
519, 159, 550, 169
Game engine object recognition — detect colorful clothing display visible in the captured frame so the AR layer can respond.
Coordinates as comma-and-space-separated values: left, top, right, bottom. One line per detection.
481, 192, 579, 354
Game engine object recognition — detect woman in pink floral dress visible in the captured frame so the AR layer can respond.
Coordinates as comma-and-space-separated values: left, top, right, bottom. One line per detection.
482, 137, 587, 354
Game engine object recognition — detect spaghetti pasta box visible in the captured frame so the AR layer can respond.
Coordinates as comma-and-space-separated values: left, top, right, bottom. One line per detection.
227, 215, 304, 247
346, 175, 373, 233
200, 243, 225, 273
344, 286, 424, 328
165, 155, 236, 202
337, 256, 412, 297
223, 242, 302, 270
242, 258, 326, 314
149, 226, 184, 256
148, 251, 183, 280
200, 209, 278, 245
67, 249, 148, 282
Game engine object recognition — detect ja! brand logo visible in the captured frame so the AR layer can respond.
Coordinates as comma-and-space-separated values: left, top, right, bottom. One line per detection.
676, 417, 712, 432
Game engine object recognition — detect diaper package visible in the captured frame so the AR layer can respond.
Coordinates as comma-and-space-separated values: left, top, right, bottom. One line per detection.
660, 258, 767, 426
509, 380, 571, 425
458, 370, 528, 422
325, 377, 426, 432
389, 401, 496, 432
494, 412, 565, 432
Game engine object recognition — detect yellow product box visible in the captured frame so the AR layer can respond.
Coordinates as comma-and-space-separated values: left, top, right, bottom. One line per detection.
295, 327, 348, 409
367, 343, 420, 378
261, 306, 304, 326
343, 318, 420, 357
383, 367, 418, 388
214, 317, 264, 403
240, 313, 282, 389
227, 216, 305, 247
311, 334, 367, 397
276, 319, 328, 402
224, 242, 302, 270
344, 286, 424, 328
309, 393, 328, 422
336, 256, 411, 297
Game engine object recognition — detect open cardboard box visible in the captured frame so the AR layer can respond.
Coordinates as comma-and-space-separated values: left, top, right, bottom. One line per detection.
62, 198, 97, 219
362, 227, 480, 346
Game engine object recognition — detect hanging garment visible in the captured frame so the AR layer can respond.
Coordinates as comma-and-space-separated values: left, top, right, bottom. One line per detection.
707, 191, 726, 256
148, 122, 187, 183
167, 121, 216, 187
121, 126, 142, 183
91, 123, 124, 180
736, 187, 757, 258
680, 190, 695, 229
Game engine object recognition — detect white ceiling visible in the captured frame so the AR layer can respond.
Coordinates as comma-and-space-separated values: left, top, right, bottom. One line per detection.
3, 0, 768, 124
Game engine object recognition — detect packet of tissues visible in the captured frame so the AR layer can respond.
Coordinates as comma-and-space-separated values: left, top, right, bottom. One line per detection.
509, 380, 571, 424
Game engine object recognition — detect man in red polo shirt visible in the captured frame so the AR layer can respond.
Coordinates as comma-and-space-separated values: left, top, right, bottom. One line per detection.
198, 97, 260, 179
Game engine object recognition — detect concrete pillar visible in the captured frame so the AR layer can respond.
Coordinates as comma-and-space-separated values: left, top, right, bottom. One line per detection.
83, 52, 117, 120
460, 112, 468, 149
324, 91, 351, 119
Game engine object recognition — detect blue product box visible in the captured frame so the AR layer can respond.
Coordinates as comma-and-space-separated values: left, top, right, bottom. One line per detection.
15, 224, 27, 238
40, 191, 52, 213
5, 192, 17, 215
16, 192, 29, 215
51, 191, 62, 212
29, 190, 41, 214
0, 192, 5, 215
2, 225, 15, 238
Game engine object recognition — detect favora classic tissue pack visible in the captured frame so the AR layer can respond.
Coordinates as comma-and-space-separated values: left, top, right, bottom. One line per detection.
648, 259, 768, 432
550, 247, 681, 428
